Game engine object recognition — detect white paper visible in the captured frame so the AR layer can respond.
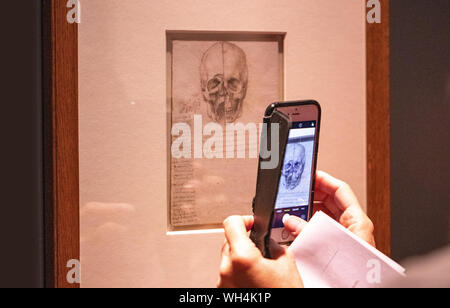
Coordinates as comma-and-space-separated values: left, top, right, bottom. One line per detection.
288, 212, 406, 288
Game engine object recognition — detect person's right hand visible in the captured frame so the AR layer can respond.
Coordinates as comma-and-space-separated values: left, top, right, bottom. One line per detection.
283, 170, 376, 247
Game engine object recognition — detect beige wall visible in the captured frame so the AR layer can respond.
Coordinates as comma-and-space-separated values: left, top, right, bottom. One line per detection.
79, 0, 366, 287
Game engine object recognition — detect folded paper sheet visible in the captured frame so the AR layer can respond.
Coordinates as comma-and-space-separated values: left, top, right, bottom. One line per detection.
288, 211, 406, 288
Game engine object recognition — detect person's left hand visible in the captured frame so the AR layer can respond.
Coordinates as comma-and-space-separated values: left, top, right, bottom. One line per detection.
217, 215, 303, 288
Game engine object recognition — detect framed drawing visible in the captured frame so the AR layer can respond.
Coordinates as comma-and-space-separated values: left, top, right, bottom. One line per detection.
45, 0, 391, 287
166, 31, 285, 230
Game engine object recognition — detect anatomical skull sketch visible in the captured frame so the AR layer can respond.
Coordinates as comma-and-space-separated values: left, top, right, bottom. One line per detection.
170, 36, 282, 228
282, 143, 306, 190
200, 42, 248, 123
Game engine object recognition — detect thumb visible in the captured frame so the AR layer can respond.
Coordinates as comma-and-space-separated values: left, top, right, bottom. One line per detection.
282, 214, 307, 237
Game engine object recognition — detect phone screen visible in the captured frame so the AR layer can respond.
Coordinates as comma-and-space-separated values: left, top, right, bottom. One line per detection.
272, 120, 317, 228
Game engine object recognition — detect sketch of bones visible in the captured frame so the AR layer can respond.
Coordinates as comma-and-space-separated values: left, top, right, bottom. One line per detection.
200, 42, 248, 123
282, 143, 306, 190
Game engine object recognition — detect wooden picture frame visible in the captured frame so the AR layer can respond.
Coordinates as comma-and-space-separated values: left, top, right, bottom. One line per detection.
42, 0, 391, 287
43, 0, 80, 288
366, 0, 391, 256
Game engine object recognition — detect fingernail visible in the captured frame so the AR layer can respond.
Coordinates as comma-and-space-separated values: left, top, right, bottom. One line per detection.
282, 214, 290, 224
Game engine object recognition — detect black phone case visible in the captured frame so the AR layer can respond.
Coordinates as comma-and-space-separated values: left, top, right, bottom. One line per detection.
249, 109, 291, 258
250, 100, 321, 259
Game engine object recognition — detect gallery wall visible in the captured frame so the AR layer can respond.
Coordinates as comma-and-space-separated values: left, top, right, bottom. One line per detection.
78, 0, 367, 287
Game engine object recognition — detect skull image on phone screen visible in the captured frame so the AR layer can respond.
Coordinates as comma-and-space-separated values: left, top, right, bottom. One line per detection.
281, 143, 306, 190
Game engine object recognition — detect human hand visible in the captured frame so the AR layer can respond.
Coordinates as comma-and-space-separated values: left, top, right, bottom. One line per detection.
283, 170, 376, 247
217, 215, 303, 288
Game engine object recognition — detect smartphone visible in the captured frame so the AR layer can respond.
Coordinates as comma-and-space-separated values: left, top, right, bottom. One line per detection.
268, 100, 321, 245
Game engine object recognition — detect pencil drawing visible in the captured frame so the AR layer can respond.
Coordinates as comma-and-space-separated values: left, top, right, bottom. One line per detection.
200, 42, 248, 123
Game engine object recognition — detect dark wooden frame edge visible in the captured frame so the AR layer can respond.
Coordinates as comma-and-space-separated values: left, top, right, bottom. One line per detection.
42, 0, 80, 288
366, 0, 391, 256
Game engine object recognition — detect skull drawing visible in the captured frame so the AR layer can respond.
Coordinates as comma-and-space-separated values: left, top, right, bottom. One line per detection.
282, 143, 306, 190
200, 42, 248, 123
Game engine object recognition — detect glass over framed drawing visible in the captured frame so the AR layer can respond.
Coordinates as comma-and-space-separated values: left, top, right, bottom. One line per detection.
167, 31, 285, 230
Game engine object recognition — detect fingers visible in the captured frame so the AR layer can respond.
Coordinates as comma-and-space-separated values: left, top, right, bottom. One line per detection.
314, 171, 375, 245
315, 170, 361, 212
223, 215, 258, 255
282, 214, 307, 237
221, 239, 230, 257
219, 241, 231, 279
312, 202, 338, 220
242, 215, 255, 232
